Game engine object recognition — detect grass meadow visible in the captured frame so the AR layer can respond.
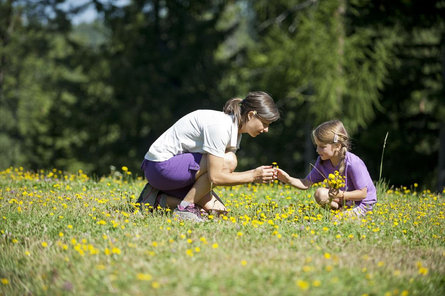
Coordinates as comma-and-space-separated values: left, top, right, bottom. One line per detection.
1, 167, 444, 296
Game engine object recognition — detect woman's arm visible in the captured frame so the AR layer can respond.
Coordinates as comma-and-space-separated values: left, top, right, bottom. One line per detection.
276, 169, 312, 190
207, 154, 274, 186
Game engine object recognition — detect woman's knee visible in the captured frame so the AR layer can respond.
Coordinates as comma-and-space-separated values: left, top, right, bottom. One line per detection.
224, 151, 237, 172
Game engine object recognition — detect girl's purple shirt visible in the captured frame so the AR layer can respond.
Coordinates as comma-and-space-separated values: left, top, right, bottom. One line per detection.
305, 151, 377, 210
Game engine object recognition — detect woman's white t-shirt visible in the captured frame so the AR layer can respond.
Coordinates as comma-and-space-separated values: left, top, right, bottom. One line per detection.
145, 110, 241, 161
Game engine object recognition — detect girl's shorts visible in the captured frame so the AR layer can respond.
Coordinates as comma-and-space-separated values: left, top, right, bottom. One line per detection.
345, 204, 374, 218
141, 153, 202, 199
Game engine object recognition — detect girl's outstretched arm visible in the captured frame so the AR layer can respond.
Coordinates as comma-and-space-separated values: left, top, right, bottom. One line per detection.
276, 168, 312, 190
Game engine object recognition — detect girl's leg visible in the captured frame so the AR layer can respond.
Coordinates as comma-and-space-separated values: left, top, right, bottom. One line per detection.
314, 187, 340, 210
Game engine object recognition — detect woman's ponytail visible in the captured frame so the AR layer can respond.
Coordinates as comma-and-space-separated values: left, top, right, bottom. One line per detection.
223, 98, 243, 124
223, 92, 279, 127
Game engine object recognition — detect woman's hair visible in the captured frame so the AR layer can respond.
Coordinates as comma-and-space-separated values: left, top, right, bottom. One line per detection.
312, 120, 350, 175
223, 91, 280, 127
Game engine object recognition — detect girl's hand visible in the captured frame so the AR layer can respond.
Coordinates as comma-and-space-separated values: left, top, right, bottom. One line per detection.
253, 166, 275, 183
329, 190, 344, 204
276, 168, 291, 183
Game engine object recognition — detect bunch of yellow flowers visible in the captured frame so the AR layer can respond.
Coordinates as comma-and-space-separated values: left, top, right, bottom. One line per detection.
323, 171, 345, 190
321, 171, 346, 205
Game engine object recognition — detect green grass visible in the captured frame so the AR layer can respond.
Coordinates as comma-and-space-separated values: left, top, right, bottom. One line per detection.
1, 167, 444, 296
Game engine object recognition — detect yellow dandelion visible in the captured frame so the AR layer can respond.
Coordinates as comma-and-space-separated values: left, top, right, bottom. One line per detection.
1, 278, 9, 285
296, 280, 309, 290
41, 242, 48, 247
137, 273, 152, 281
212, 243, 219, 249
312, 280, 321, 287
418, 267, 428, 275
152, 281, 160, 289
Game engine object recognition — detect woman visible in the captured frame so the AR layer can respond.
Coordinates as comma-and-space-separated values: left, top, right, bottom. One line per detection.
138, 91, 280, 221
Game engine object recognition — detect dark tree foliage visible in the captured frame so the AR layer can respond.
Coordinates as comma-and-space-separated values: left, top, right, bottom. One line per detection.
1, 0, 443, 189
348, 0, 445, 188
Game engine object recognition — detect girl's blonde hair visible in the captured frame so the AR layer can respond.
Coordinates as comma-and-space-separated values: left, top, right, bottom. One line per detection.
223, 91, 280, 127
312, 120, 350, 175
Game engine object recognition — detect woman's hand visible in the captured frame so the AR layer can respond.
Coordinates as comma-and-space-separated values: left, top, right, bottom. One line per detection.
253, 166, 275, 183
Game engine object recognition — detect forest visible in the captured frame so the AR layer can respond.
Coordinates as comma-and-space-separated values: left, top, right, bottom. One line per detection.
1, 0, 444, 190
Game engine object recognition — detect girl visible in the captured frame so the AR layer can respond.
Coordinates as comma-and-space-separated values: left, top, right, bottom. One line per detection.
138, 91, 280, 222
277, 120, 377, 217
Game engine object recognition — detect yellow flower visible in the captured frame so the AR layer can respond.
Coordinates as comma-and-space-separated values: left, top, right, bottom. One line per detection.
241, 260, 247, 266
122, 166, 128, 172
418, 267, 428, 275
137, 273, 152, 281
212, 243, 219, 249
296, 280, 309, 290
41, 242, 48, 247
1, 278, 9, 285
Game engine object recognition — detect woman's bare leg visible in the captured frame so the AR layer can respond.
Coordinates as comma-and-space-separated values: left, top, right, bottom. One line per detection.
182, 152, 237, 211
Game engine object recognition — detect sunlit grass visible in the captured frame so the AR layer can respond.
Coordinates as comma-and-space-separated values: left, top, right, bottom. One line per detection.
1, 167, 444, 295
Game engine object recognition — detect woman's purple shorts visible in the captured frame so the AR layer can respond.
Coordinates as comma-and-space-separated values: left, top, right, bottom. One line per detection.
141, 153, 203, 199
